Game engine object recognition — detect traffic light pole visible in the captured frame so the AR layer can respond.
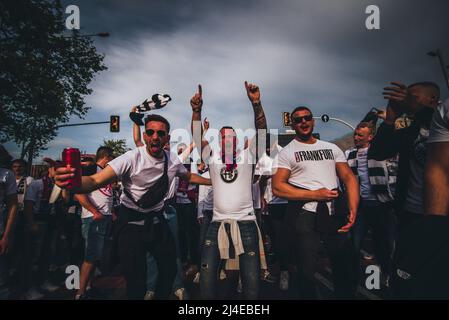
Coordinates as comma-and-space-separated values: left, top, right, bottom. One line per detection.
313, 116, 355, 131
56, 121, 109, 128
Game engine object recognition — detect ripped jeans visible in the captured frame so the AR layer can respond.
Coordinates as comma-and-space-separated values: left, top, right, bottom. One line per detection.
200, 220, 260, 299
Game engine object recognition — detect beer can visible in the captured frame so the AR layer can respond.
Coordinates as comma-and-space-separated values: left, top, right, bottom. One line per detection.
62, 148, 82, 189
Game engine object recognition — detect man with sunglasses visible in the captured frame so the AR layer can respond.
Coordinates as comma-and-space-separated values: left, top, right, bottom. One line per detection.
272, 106, 359, 299
55, 114, 211, 299
190, 82, 268, 299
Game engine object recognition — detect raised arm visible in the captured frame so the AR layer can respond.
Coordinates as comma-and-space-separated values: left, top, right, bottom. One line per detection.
190, 84, 210, 162
131, 106, 145, 147
245, 81, 267, 131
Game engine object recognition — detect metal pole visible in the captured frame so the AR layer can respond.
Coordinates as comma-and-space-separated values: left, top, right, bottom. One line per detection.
56, 121, 109, 128
313, 116, 355, 131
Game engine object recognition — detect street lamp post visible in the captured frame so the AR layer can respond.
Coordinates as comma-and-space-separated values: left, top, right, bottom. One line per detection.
62, 32, 110, 38
427, 49, 449, 92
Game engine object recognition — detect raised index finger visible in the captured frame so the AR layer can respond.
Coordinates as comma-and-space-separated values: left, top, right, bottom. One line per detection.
198, 84, 202, 97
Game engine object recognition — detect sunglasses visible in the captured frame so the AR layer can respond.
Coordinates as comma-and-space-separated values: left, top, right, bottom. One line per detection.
145, 129, 167, 138
292, 115, 313, 124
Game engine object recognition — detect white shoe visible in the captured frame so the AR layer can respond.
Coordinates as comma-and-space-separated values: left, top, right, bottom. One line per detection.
193, 272, 200, 284
279, 271, 289, 291
41, 281, 60, 293
219, 269, 227, 280
24, 288, 44, 300
144, 290, 155, 300
174, 288, 188, 300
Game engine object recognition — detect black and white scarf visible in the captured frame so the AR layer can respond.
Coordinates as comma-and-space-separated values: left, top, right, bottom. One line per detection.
129, 93, 172, 126
346, 147, 398, 203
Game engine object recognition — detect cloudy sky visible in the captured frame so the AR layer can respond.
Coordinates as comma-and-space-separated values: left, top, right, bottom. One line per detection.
6, 0, 449, 161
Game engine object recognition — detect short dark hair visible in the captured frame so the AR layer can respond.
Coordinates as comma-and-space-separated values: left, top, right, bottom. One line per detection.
220, 126, 235, 132
144, 114, 171, 133
291, 106, 313, 117
12, 159, 27, 167
356, 122, 376, 135
408, 81, 440, 96
96, 146, 114, 161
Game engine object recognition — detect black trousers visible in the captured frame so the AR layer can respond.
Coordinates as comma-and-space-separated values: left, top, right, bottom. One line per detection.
176, 202, 200, 265
287, 209, 358, 299
118, 218, 177, 300
266, 204, 290, 270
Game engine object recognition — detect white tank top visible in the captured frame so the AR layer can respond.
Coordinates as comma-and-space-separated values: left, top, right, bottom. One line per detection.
209, 148, 256, 221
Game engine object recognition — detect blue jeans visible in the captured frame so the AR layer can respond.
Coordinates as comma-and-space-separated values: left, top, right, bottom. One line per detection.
146, 205, 183, 292
200, 220, 260, 299
81, 216, 112, 263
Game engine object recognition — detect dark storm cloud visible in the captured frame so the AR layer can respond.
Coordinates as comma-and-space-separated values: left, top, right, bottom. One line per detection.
19, 0, 449, 160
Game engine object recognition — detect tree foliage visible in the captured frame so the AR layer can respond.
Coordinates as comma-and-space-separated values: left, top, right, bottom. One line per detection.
0, 0, 107, 161
102, 139, 130, 157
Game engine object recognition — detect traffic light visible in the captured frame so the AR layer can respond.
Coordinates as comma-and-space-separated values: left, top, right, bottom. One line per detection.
110, 115, 120, 132
282, 112, 291, 127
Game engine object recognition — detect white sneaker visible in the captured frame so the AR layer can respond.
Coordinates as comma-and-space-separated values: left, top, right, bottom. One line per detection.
144, 290, 155, 300
24, 287, 44, 300
219, 269, 227, 280
174, 288, 188, 300
193, 272, 200, 284
279, 271, 289, 291
41, 281, 60, 293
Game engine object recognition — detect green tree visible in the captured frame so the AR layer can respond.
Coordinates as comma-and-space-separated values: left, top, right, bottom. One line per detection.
0, 0, 107, 164
102, 139, 130, 157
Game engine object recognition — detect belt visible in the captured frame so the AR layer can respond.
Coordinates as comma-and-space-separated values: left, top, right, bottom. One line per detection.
119, 205, 165, 223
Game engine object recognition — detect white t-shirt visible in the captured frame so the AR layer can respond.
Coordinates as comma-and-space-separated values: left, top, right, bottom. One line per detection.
428, 98, 449, 144
197, 170, 213, 217
24, 179, 45, 214
209, 148, 256, 221
1, 169, 17, 208
81, 166, 113, 218
276, 139, 346, 213
165, 178, 177, 201
255, 146, 288, 205
15, 176, 33, 211
108, 147, 188, 213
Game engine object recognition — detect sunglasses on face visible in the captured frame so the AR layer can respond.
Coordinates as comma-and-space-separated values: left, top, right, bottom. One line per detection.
145, 129, 167, 138
292, 115, 313, 124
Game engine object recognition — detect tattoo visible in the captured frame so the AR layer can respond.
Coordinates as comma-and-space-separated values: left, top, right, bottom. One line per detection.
252, 101, 267, 130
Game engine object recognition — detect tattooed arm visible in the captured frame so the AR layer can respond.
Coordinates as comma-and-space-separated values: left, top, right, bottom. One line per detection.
244, 81, 267, 160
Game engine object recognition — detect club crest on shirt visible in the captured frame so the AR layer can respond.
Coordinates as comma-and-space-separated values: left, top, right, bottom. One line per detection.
220, 167, 238, 183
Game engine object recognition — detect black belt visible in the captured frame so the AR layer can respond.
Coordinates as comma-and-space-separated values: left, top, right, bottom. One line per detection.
119, 205, 165, 223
